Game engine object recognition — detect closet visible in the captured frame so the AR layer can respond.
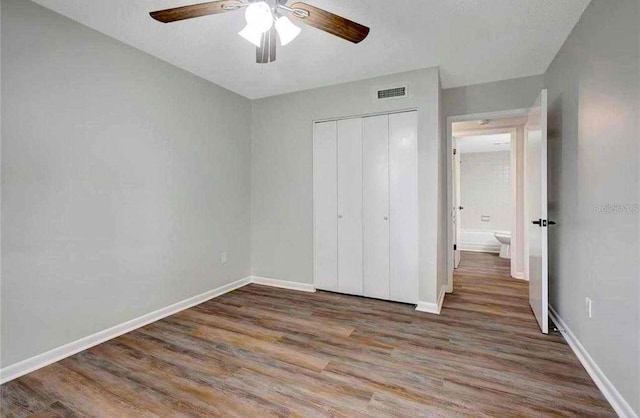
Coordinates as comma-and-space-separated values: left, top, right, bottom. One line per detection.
313, 111, 419, 304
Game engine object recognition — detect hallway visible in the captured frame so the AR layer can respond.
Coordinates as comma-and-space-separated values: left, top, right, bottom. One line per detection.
442, 250, 614, 413
449, 251, 533, 323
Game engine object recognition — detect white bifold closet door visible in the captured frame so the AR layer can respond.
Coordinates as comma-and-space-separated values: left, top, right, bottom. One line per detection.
313, 119, 363, 295
363, 115, 390, 300
313, 121, 338, 292
362, 112, 419, 303
313, 111, 418, 304
336, 119, 363, 295
388, 111, 419, 303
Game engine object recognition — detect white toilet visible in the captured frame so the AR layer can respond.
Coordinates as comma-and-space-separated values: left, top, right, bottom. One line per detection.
494, 231, 511, 259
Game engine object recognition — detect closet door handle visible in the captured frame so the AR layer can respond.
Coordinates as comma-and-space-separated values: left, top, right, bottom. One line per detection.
384, 216, 389, 221
338, 214, 343, 219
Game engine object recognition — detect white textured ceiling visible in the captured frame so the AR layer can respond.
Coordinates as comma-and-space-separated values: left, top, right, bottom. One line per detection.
453, 115, 529, 134
31, 0, 590, 99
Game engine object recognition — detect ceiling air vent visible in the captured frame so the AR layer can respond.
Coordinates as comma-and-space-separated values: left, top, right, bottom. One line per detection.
376, 85, 408, 101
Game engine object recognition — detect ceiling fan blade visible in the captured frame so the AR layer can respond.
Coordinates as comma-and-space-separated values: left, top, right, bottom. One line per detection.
150, 0, 245, 23
288, 2, 369, 44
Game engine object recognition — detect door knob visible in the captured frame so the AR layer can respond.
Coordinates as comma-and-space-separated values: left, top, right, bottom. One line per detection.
532, 219, 556, 227
458, 206, 464, 210
338, 214, 343, 219
384, 216, 389, 221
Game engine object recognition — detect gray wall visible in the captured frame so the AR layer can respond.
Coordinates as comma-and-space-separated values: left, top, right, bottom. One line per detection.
0, 0, 3, 369
436, 81, 447, 297
1, 0, 252, 367
250, 68, 443, 303
545, 0, 639, 413
443, 75, 544, 118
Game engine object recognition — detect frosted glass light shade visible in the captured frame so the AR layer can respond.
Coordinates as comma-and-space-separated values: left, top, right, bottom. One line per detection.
274, 16, 301, 46
239, 25, 263, 47
244, 2, 273, 33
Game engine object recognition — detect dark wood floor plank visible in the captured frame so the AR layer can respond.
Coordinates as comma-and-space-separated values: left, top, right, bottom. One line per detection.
0, 381, 55, 417
1, 251, 614, 417
17, 364, 153, 417
59, 351, 201, 417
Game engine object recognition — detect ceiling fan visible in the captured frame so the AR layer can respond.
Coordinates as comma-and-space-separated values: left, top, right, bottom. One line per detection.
150, 0, 370, 63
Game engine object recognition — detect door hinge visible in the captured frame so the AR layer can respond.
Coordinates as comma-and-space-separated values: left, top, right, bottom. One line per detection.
453, 149, 457, 155
454, 244, 457, 251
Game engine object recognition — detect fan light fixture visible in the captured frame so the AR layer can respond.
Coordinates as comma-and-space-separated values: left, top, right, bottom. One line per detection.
238, 1, 301, 47
245, 2, 273, 32
239, 2, 273, 46
150, 1, 370, 64
239, 25, 264, 47
274, 15, 301, 45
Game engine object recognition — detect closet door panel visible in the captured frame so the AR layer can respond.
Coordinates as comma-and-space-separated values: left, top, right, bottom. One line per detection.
313, 121, 338, 292
389, 111, 419, 303
362, 115, 390, 300
337, 118, 364, 295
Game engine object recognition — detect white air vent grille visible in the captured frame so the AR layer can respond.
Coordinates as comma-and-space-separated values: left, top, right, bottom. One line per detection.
377, 86, 408, 100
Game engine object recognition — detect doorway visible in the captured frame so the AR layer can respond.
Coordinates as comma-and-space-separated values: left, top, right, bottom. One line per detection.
446, 90, 550, 334
451, 114, 527, 281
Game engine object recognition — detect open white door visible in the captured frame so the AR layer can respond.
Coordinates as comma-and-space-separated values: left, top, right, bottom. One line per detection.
526, 90, 549, 334
453, 139, 462, 269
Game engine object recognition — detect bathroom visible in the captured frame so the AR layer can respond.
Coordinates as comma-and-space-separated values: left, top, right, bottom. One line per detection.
452, 116, 527, 280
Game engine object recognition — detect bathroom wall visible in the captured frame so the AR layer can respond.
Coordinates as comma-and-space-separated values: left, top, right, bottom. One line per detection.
460, 151, 511, 231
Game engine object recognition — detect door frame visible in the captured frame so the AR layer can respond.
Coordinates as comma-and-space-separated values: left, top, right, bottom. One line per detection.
446, 108, 529, 293
452, 136, 461, 269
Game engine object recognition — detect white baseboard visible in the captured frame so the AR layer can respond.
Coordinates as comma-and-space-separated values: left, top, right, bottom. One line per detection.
549, 305, 637, 418
249, 275, 316, 293
460, 244, 500, 253
0, 277, 251, 385
439, 285, 447, 308
415, 301, 439, 314
0, 275, 318, 385
416, 285, 447, 315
